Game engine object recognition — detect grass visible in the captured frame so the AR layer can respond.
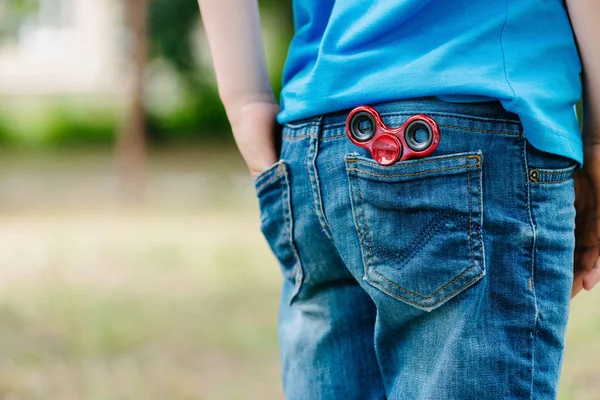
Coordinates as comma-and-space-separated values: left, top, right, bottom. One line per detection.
0, 210, 283, 400
0, 146, 596, 399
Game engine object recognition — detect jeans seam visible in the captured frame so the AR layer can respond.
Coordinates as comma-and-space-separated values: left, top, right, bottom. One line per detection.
281, 164, 303, 305
467, 160, 475, 269
348, 173, 371, 281
476, 154, 486, 269
523, 139, 539, 400
320, 134, 347, 141
307, 127, 334, 242
283, 120, 320, 130
282, 132, 316, 140
440, 124, 521, 136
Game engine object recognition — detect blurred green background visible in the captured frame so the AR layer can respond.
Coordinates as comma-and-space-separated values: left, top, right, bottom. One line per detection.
0, 1, 597, 399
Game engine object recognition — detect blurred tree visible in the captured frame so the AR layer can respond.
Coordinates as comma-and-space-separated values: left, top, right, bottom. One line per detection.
147, 0, 225, 143
146, 0, 294, 142
119, 0, 149, 202
148, 0, 292, 84
148, 0, 199, 78
0, 0, 294, 149
259, 0, 293, 27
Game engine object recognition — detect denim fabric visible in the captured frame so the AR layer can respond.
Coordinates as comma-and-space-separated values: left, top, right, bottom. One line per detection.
253, 97, 577, 400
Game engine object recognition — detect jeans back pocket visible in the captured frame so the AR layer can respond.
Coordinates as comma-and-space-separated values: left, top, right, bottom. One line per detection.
345, 152, 485, 311
254, 160, 302, 304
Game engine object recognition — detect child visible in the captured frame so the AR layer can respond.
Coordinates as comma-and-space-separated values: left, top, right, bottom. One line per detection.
198, 0, 599, 398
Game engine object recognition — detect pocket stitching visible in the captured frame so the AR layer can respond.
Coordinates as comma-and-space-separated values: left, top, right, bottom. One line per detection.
371, 248, 480, 301
372, 271, 484, 310
346, 152, 480, 169
348, 154, 484, 308
256, 171, 284, 193
535, 179, 573, 185
353, 166, 481, 302
536, 168, 576, 175
467, 159, 475, 270
347, 164, 472, 179
396, 211, 455, 273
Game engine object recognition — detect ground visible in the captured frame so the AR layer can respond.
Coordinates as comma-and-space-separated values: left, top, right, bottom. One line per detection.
0, 147, 596, 400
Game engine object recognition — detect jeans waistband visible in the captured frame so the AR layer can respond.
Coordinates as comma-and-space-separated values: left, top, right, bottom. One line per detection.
282, 97, 524, 140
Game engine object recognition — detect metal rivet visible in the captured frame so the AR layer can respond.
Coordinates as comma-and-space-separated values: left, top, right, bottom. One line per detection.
529, 169, 540, 182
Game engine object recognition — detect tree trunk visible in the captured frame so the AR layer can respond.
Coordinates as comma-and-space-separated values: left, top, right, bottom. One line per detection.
118, 0, 148, 204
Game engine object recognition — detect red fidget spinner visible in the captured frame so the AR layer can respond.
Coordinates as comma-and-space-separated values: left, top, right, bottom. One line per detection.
345, 106, 441, 165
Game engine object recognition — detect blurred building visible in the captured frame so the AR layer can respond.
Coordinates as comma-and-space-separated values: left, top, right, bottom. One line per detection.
0, 0, 127, 96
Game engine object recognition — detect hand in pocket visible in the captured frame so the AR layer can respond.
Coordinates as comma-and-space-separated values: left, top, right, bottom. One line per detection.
231, 102, 281, 178
573, 146, 600, 297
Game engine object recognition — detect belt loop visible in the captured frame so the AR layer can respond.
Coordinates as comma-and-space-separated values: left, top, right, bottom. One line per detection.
314, 115, 324, 139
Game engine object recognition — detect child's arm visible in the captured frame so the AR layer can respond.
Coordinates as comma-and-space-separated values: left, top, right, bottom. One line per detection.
198, 0, 280, 177
565, 0, 600, 296
567, 0, 600, 139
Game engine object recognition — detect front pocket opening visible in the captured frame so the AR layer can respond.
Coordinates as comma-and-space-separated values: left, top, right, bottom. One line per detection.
255, 161, 303, 304
254, 160, 287, 194
528, 164, 577, 185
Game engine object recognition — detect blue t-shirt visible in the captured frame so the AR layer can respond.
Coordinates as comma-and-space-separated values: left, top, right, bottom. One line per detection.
278, 0, 583, 165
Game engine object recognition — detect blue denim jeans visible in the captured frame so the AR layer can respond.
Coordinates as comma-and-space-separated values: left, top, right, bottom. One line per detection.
254, 98, 578, 400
